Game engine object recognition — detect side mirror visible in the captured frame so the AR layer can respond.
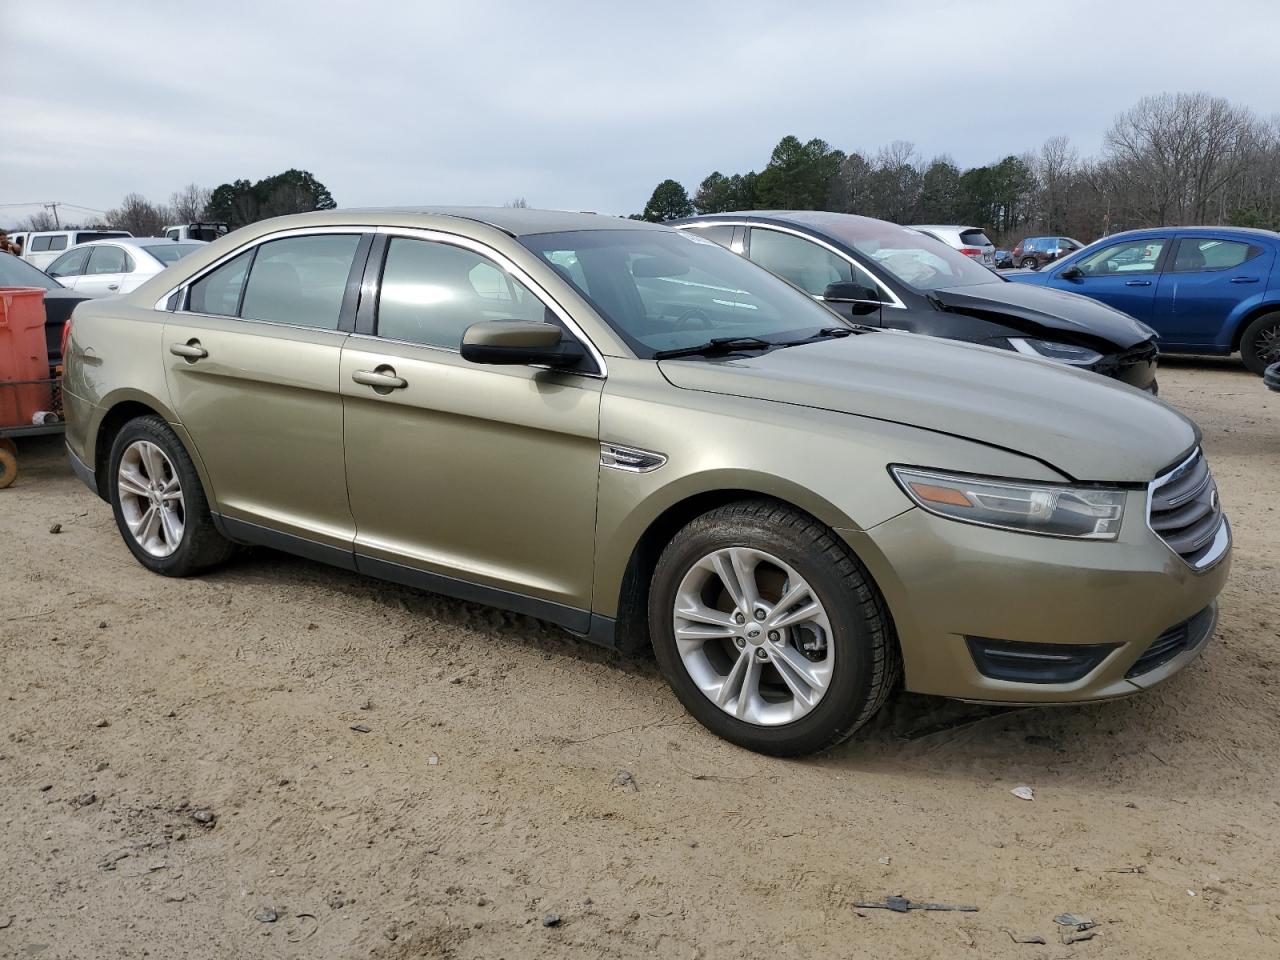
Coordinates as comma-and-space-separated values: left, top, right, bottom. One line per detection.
822, 281, 881, 315
1059, 265, 1084, 280
460, 320, 583, 367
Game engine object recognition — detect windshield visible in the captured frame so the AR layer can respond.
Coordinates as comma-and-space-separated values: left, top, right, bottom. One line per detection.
0, 253, 61, 290
142, 242, 204, 265
520, 229, 845, 357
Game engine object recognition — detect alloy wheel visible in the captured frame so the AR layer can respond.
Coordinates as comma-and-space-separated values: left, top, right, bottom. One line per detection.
672, 547, 834, 726
1256, 323, 1280, 365
117, 440, 185, 558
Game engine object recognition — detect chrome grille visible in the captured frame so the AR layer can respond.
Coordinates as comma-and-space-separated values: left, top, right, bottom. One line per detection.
1147, 449, 1229, 570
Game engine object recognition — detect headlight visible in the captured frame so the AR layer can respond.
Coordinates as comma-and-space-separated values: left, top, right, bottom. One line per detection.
891, 467, 1126, 540
1008, 337, 1103, 366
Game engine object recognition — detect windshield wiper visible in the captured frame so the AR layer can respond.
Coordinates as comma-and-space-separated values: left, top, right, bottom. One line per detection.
652, 336, 775, 360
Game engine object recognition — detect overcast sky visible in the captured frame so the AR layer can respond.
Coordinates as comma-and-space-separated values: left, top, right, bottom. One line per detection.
4, 0, 1280, 226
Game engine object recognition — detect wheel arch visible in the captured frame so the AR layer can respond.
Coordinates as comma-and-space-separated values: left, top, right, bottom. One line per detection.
600, 474, 868, 655
90, 390, 206, 504
1229, 301, 1280, 352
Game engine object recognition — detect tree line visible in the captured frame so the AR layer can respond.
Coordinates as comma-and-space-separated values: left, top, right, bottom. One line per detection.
7, 169, 336, 236
636, 92, 1280, 245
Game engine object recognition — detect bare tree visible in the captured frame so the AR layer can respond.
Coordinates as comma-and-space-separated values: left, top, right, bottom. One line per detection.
169, 183, 211, 223
504, 197, 529, 208
1104, 92, 1262, 225
105, 193, 171, 236
1033, 135, 1078, 233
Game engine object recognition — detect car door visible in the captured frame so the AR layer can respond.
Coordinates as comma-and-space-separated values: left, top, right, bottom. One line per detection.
44, 247, 92, 289
74, 244, 131, 297
340, 230, 603, 623
1152, 236, 1274, 349
1048, 237, 1169, 323
162, 229, 371, 555
745, 227, 884, 326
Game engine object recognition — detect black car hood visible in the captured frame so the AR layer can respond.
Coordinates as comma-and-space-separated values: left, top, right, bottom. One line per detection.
930, 281, 1151, 349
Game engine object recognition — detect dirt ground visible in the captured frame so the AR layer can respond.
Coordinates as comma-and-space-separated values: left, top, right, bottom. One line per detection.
1, 357, 1277, 959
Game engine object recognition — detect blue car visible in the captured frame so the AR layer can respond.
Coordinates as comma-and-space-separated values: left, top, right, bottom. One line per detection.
1007, 226, 1280, 374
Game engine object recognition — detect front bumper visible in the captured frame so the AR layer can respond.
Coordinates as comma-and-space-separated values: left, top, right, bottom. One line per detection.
1091, 339, 1159, 391
839, 498, 1230, 704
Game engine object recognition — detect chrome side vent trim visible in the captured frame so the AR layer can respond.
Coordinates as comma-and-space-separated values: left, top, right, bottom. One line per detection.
600, 443, 667, 474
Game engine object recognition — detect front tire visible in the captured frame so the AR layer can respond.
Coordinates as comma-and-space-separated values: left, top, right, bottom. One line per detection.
1240, 311, 1280, 375
108, 416, 233, 576
648, 500, 900, 756
1020, 257, 1038, 270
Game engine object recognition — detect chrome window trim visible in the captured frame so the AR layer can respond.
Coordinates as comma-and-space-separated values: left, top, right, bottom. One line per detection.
1145, 448, 1231, 573
676, 221, 906, 309
371, 225, 608, 378
152, 225, 378, 312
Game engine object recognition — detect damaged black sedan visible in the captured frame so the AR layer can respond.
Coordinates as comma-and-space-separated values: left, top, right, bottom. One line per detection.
673, 212, 1159, 392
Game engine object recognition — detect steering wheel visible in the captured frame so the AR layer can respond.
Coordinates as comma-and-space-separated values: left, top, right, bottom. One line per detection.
673, 307, 714, 332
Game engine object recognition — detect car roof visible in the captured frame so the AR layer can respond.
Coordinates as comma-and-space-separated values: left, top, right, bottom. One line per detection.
1100, 225, 1280, 241
907, 224, 984, 232
73, 237, 208, 249
297, 206, 666, 237
675, 210, 934, 249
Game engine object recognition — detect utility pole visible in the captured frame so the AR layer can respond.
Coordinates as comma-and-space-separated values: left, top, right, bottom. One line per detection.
44, 202, 60, 228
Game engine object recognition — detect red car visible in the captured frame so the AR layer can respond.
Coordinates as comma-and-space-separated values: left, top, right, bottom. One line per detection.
1012, 236, 1084, 270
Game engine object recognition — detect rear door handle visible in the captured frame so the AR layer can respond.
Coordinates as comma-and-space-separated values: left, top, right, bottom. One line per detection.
1229, 276, 1260, 284
352, 367, 407, 390
107, 283, 119, 291
1124, 280, 1152, 286
169, 340, 208, 360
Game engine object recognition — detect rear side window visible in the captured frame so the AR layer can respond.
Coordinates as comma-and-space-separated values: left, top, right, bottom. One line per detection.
75, 231, 129, 244
239, 234, 361, 329
188, 249, 254, 316
683, 224, 735, 248
1169, 238, 1260, 273
376, 237, 549, 349
47, 247, 91, 278
959, 229, 992, 248
33, 235, 68, 252
86, 246, 130, 275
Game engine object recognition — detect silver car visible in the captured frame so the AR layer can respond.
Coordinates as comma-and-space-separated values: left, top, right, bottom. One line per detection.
909, 224, 996, 267
45, 237, 206, 298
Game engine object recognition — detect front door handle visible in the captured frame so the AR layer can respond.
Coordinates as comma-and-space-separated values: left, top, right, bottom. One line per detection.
1229, 276, 1260, 284
352, 367, 407, 390
1124, 279, 1152, 286
107, 283, 119, 291
169, 340, 208, 361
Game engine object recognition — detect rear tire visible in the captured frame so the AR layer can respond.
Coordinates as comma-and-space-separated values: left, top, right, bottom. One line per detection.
108, 416, 233, 576
1240, 311, 1280, 375
648, 499, 900, 756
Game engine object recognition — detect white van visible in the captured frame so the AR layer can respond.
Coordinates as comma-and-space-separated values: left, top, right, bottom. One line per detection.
22, 229, 132, 270
162, 222, 229, 242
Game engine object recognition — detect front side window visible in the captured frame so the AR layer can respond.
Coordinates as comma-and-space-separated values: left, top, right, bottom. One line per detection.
377, 238, 549, 349
1169, 238, 1258, 273
748, 229, 858, 297
239, 234, 361, 329
86, 245, 130, 275
520, 228, 847, 357
47, 247, 91, 278
1076, 239, 1166, 276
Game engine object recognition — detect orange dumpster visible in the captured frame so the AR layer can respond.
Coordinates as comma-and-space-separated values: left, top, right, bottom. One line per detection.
0, 287, 52, 428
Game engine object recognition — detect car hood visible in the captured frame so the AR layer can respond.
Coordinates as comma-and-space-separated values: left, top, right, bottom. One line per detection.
930, 280, 1150, 348
659, 332, 1196, 483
